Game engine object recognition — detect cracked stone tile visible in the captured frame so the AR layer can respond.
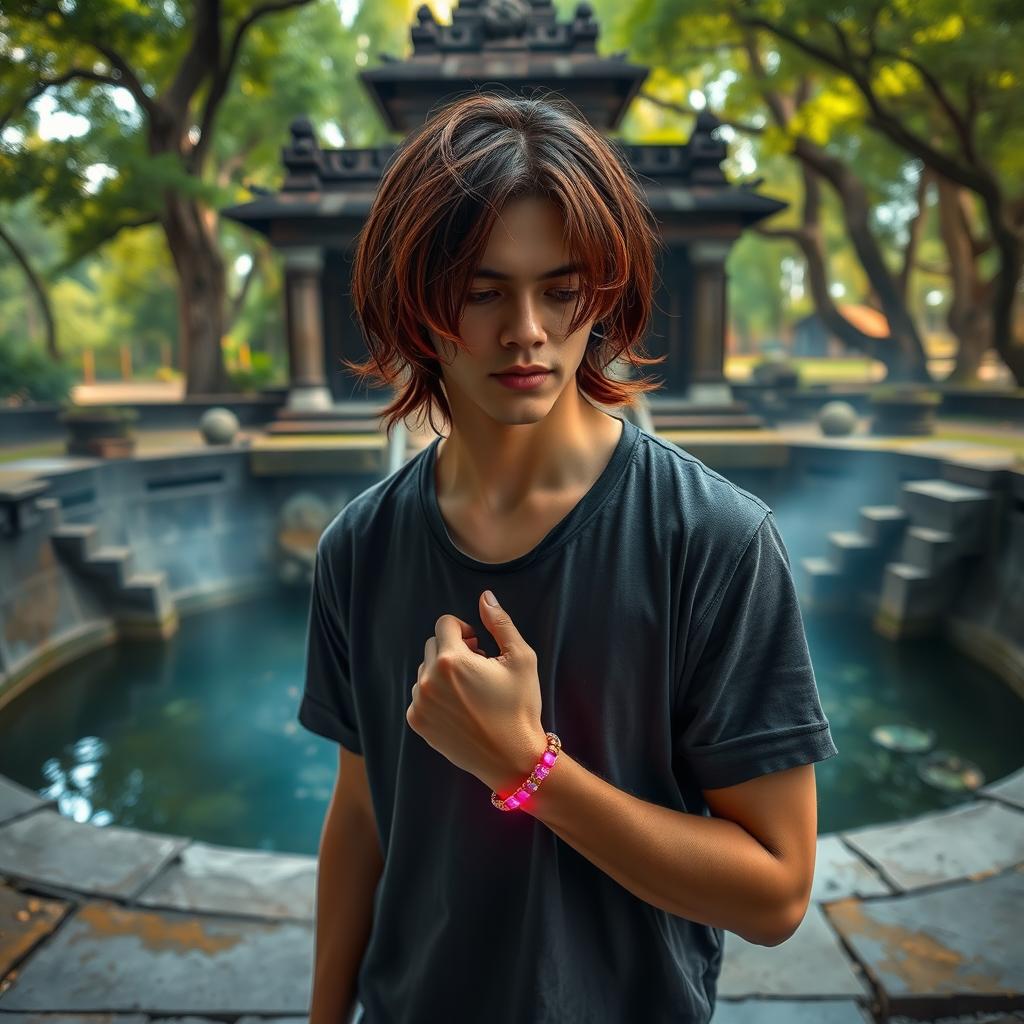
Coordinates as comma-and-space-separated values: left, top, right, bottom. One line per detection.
134, 840, 316, 919
841, 801, 1024, 893
0, 898, 313, 1013
0, 810, 187, 900
825, 866, 1024, 1012
812, 834, 893, 902
717, 904, 868, 999
0, 881, 69, 982
0, 777, 48, 826
981, 767, 1024, 812
711, 999, 873, 1023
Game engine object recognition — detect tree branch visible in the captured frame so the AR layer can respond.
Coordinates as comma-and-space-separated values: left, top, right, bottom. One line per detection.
191, 0, 316, 172
873, 46, 975, 161
50, 215, 159, 275
0, 67, 121, 133
162, 0, 221, 123
735, 12, 994, 197
0, 219, 58, 359
89, 42, 162, 122
635, 91, 764, 135
898, 166, 929, 300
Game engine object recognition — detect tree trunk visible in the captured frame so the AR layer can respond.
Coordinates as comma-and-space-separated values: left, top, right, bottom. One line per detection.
161, 192, 229, 396
987, 218, 1024, 385
792, 138, 930, 381
0, 220, 59, 360
936, 178, 992, 383
762, 163, 928, 382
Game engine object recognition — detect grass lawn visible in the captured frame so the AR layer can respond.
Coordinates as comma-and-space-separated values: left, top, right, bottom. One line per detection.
931, 430, 1024, 459
0, 440, 65, 465
726, 356, 885, 383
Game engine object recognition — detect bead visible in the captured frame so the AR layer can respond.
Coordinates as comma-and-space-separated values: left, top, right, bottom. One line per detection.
490, 731, 562, 811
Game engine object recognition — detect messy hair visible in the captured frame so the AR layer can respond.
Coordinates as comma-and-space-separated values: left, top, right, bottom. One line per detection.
344, 89, 666, 440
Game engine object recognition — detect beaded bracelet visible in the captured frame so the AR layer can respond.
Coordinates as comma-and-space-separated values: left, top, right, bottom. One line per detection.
490, 731, 562, 811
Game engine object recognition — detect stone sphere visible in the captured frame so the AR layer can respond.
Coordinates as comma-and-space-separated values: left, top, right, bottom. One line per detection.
199, 406, 240, 444
818, 400, 858, 437
280, 491, 330, 533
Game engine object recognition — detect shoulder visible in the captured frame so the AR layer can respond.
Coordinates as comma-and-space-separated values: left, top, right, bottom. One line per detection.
315, 443, 427, 566
637, 430, 771, 554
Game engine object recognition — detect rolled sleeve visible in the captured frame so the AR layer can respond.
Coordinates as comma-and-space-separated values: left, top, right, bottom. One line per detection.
674, 511, 838, 790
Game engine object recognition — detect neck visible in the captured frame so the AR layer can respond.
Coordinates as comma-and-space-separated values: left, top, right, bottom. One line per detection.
435, 387, 622, 516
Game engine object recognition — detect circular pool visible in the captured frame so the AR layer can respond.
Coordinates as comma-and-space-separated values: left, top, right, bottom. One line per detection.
1, 582, 1021, 854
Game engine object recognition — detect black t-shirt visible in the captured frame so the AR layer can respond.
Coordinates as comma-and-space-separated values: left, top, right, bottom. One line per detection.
298, 414, 838, 1024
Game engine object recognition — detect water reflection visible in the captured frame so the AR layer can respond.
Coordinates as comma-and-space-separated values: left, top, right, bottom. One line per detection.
0, 587, 1021, 854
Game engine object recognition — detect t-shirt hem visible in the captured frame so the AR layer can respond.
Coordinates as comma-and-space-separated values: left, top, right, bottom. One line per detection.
687, 723, 838, 790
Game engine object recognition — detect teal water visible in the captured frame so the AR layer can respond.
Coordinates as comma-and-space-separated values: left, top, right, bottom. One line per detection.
0, 586, 1021, 855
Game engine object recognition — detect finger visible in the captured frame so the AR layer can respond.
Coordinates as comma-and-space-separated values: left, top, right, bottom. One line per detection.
435, 613, 477, 652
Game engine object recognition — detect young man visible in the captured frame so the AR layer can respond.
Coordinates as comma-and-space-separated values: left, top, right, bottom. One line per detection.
298, 92, 837, 1024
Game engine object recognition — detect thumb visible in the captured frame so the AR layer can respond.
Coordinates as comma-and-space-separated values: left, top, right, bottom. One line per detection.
480, 590, 525, 658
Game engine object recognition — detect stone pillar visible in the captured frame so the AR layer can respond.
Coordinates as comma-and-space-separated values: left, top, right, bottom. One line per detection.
687, 239, 734, 405
282, 246, 333, 412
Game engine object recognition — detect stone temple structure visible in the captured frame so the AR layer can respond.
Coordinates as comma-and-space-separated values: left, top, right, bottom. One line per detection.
222, 0, 785, 434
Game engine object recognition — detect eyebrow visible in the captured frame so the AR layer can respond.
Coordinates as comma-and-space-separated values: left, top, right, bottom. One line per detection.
472, 263, 580, 281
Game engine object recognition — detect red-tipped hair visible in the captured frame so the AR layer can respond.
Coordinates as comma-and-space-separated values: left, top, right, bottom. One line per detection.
344, 88, 666, 440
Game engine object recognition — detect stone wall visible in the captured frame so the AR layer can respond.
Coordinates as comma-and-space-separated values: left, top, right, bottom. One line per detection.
0, 447, 378, 711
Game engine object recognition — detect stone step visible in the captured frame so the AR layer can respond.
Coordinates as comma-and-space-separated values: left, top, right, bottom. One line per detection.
119, 572, 171, 615
33, 496, 62, 532
878, 559, 966, 632
50, 522, 99, 562
826, 530, 881, 579
900, 479, 993, 555
900, 526, 958, 575
858, 505, 908, 548
81, 545, 135, 590
798, 556, 846, 609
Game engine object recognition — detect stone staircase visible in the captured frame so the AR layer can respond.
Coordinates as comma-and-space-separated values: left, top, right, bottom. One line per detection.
799, 474, 996, 637
40, 497, 178, 640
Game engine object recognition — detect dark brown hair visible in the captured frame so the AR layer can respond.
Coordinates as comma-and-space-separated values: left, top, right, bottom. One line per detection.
344, 89, 666, 440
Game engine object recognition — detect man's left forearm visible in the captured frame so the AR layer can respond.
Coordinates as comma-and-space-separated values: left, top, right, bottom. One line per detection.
489, 735, 805, 947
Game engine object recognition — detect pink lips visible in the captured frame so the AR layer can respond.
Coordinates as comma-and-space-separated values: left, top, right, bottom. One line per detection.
493, 370, 551, 391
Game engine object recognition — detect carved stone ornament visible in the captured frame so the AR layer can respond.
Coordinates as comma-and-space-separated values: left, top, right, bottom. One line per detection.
481, 0, 530, 39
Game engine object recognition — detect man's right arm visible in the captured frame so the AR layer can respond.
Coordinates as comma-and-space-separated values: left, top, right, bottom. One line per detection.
309, 745, 384, 1024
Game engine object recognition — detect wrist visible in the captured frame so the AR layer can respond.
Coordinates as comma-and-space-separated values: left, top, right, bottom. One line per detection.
491, 725, 549, 798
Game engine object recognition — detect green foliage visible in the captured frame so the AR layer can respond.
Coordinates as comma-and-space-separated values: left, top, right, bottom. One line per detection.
226, 351, 278, 394
0, 0, 417, 381
0, 336, 75, 404
869, 384, 942, 403
57, 401, 139, 423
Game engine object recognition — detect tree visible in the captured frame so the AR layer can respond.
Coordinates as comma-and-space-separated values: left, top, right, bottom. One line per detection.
1, 0, 320, 395
616, 0, 1024, 384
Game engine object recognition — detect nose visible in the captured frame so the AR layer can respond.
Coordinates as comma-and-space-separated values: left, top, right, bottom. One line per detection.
501, 292, 547, 348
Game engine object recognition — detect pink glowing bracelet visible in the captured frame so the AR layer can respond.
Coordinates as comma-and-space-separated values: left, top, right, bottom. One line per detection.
490, 731, 562, 811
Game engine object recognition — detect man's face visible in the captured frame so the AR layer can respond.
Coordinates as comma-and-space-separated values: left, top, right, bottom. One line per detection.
427, 195, 597, 427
